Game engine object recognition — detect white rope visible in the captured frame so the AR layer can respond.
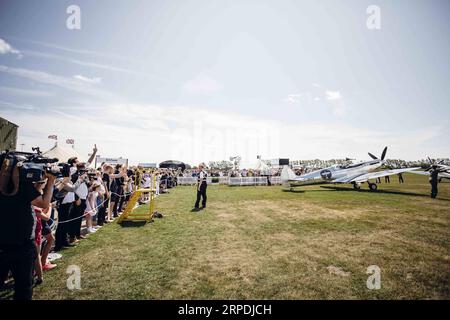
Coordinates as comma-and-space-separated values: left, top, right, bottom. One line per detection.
48, 183, 163, 226
50, 190, 135, 225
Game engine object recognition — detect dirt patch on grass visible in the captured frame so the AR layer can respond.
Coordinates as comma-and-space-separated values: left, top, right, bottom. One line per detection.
327, 265, 351, 277
172, 225, 264, 298
213, 199, 369, 225
267, 231, 297, 242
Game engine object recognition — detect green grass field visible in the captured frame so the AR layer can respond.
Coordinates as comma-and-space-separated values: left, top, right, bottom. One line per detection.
27, 174, 450, 299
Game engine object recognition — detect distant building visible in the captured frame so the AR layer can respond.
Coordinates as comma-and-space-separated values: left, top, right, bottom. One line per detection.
0, 117, 18, 151
138, 163, 157, 168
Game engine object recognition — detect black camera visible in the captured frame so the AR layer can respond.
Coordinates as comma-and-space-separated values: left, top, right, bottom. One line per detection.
87, 172, 97, 179
78, 168, 89, 175
127, 169, 134, 177
0, 148, 71, 187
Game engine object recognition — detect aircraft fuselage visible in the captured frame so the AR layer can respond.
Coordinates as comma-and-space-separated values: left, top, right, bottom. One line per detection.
287, 160, 381, 187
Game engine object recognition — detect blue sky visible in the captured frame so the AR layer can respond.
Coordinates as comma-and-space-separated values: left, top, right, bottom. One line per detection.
0, 0, 449, 165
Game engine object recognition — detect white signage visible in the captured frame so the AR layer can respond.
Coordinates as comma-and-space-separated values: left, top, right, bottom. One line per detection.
96, 156, 128, 166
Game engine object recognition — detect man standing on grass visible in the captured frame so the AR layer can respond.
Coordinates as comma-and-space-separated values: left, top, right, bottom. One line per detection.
194, 163, 207, 211
430, 165, 439, 199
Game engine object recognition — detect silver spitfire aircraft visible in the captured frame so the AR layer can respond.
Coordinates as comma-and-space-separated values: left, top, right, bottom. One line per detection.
410, 157, 450, 181
281, 147, 420, 191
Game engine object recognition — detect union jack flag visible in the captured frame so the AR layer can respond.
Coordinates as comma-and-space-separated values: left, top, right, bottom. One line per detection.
48, 135, 57, 140
66, 139, 75, 145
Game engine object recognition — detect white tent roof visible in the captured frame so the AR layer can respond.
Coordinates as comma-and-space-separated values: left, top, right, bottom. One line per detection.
241, 157, 272, 174
254, 158, 270, 171
43, 143, 85, 163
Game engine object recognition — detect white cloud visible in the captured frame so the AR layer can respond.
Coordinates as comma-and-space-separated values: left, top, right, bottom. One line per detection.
284, 93, 302, 104
0, 100, 35, 111
182, 74, 224, 94
0, 65, 115, 100
325, 91, 342, 101
325, 91, 346, 116
284, 89, 346, 116
21, 50, 161, 80
0, 86, 54, 97
74, 75, 102, 84
0, 38, 21, 57
1, 103, 443, 165
7, 36, 142, 64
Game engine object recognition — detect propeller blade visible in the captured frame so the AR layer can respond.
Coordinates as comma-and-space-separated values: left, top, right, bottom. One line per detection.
381, 146, 387, 161
368, 152, 378, 160
428, 157, 433, 164
438, 160, 445, 165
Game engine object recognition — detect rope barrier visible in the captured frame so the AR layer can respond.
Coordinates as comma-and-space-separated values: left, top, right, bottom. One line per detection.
46, 174, 168, 226
48, 191, 135, 225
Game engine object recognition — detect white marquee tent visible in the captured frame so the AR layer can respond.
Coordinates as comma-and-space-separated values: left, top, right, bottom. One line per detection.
43, 143, 85, 164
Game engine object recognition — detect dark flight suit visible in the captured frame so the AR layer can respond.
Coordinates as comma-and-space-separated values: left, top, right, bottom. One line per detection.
0, 182, 40, 300
194, 170, 207, 209
430, 169, 439, 199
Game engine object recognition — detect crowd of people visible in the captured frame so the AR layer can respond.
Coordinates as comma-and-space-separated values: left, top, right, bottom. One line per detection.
0, 145, 183, 300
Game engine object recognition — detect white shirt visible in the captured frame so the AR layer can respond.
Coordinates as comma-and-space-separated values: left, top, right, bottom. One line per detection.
86, 191, 98, 214
62, 191, 75, 204
61, 166, 78, 204
143, 177, 151, 188
97, 178, 106, 195
75, 182, 88, 200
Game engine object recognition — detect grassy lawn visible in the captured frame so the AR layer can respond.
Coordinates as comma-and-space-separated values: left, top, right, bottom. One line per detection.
27, 174, 450, 299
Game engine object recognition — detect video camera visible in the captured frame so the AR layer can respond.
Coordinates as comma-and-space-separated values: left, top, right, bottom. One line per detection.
0, 147, 71, 189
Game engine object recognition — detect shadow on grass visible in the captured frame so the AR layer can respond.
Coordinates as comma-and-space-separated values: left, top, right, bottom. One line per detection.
119, 221, 149, 228
319, 186, 450, 201
0, 282, 14, 300
0, 279, 46, 300
282, 189, 305, 193
281, 185, 450, 201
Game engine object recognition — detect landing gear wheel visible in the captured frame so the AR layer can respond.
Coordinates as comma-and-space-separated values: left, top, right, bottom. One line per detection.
353, 183, 361, 190
369, 183, 378, 191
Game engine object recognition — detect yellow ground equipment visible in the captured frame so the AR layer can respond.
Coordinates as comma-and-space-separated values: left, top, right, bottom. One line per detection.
117, 187, 156, 223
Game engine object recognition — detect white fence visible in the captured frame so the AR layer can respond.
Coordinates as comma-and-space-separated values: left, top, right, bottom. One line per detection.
176, 177, 198, 185
229, 177, 269, 186
176, 176, 282, 186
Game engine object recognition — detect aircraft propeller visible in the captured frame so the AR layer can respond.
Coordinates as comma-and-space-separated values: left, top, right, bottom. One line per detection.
368, 146, 387, 162
368, 153, 377, 160
424, 157, 446, 172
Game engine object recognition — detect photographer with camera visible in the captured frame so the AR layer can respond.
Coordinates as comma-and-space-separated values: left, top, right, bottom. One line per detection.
54, 173, 84, 251
0, 155, 59, 300
70, 145, 98, 239
109, 164, 127, 219
54, 145, 98, 249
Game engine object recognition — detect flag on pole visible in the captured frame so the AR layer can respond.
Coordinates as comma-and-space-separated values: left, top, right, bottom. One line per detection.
48, 135, 57, 140
66, 139, 74, 145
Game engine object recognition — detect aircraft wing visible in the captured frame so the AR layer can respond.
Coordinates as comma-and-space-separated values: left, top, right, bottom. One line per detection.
409, 170, 450, 179
347, 167, 421, 184
408, 170, 431, 176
